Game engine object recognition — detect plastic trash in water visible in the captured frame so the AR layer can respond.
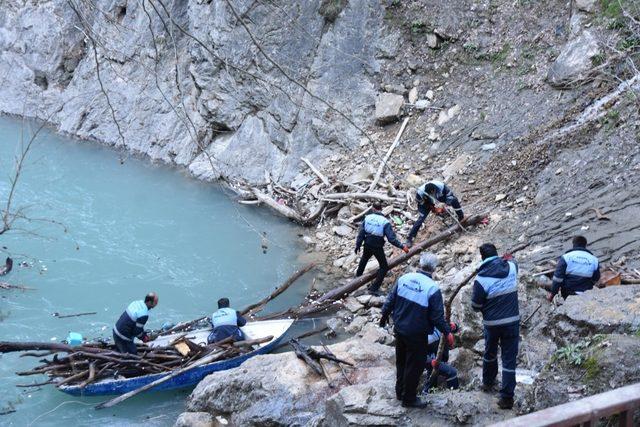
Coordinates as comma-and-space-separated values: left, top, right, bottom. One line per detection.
67, 332, 83, 346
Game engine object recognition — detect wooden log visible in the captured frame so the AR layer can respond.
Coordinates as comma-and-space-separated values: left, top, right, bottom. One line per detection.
289, 339, 323, 376
0, 282, 35, 290
319, 192, 404, 204
53, 312, 97, 319
95, 349, 231, 409
240, 263, 316, 316
55, 369, 89, 387
301, 157, 330, 186
322, 343, 352, 385
368, 117, 410, 191
0, 342, 109, 354
252, 188, 304, 222
79, 362, 96, 388
311, 213, 487, 305
232, 336, 273, 347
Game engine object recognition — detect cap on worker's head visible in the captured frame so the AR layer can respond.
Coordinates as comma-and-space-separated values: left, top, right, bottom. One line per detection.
145, 292, 158, 308
419, 252, 438, 272
572, 235, 588, 248
218, 298, 230, 309
371, 202, 383, 211
479, 243, 498, 260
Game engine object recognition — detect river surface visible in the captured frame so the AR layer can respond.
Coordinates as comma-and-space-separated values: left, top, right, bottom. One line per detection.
0, 116, 308, 426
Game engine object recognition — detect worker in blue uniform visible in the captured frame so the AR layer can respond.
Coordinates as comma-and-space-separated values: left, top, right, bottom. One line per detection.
548, 235, 600, 301
471, 243, 519, 410
355, 202, 408, 295
407, 180, 464, 246
208, 298, 247, 343
422, 323, 460, 394
113, 292, 158, 354
380, 252, 453, 408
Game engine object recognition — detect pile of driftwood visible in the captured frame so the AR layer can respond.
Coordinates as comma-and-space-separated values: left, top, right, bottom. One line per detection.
0, 335, 271, 390
234, 118, 415, 226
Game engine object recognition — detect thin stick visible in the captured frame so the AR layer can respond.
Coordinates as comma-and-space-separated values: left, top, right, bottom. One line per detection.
54, 312, 97, 319
301, 157, 330, 186
521, 302, 542, 326
368, 117, 410, 191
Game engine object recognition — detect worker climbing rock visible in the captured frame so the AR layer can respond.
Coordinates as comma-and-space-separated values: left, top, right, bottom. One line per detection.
406, 180, 464, 247
208, 298, 247, 343
355, 202, 408, 296
548, 235, 600, 301
380, 253, 453, 408
471, 243, 519, 410
113, 292, 158, 355
422, 323, 460, 394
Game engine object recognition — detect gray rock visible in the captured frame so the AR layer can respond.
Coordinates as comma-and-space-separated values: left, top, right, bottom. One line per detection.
481, 143, 497, 151
174, 412, 215, 427
375, 92, 404, 125
408, 87, 418, 104
575, 0, 597, 12
333, 225, 353, 237
550, 285, 640, 340
547, 31, 601, 88
343, 296, 364, 313
414, 99, 432, 110
426, 33, 442, 49
345, 315, 368, 334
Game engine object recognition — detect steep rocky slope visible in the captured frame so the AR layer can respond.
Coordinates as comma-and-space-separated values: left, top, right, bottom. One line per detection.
1, 0, 639, 425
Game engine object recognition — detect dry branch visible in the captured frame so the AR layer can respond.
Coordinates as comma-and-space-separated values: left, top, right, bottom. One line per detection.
368, 117, 410, 191
301, 157, 330, 186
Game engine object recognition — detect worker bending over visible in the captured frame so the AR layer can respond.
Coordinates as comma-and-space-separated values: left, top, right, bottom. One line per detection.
548, 235, 600, 301
407, 180, 464, 246
113, 292, 158, 354
422, 323, 460, 394
208, 298, 247, 343
355, 202, 408, 295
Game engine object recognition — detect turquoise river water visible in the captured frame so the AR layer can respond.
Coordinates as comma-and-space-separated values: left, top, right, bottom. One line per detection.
0, 116, 309, 426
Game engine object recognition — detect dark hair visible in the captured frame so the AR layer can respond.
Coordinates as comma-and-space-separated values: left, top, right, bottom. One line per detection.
424, 182, 438, 195
144, 292, 157, 304
371, 202, 383, 211
479, 243, 498, 260
572, 235, 588, 248
218, 298, 230, 308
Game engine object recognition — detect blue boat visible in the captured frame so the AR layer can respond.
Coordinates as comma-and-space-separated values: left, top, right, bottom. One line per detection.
58, 319, 294, 396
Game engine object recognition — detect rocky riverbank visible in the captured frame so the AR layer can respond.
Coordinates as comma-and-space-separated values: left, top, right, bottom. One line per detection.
2, 0, 639, 425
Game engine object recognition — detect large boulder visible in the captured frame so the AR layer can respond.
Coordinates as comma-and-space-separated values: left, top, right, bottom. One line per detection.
547, 31, 601, 88
375, 92, 404, 125
549, 285, 640, 342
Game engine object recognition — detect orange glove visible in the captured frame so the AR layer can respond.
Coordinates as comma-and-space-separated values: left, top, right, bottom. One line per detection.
449, 322, 458, 333
446, 333, 455, 349
402, 245, 409, 254
432, 206, 446, 215
502, 253, 514, 261
141, 334, 150, 343
431, 359, 439, 369
547, 292, 555, 303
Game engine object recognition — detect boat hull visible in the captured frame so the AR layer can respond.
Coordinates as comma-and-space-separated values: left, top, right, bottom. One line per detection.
59, 320, 291, 396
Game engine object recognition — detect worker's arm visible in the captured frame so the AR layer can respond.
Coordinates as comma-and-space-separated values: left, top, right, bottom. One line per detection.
236, 312, 247, 327
471, 279, 486, 312
383, 222, 405, 249
428, 290, 451, 336
133, 315, 149, 339
592, 262, 601, 284
381, 283, 397, 320
407, 202, 429, 240
355, 222, 365, 253
550, 256, 567, 296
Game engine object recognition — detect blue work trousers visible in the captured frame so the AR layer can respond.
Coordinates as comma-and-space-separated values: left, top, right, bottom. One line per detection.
483, 323, 519, 398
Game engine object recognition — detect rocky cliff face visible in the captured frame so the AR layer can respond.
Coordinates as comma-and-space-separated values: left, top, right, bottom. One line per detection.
0, 0, 386, 184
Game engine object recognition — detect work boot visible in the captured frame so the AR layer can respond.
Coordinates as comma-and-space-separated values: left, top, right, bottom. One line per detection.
497, 397, 514, 410
367, 286, 382, 297
406, 238, 414, 248
481, 383, 496, 393
402, 397, 429, 409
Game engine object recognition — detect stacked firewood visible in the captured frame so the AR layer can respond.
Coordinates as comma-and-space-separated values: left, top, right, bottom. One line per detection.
0, 335, 271, 389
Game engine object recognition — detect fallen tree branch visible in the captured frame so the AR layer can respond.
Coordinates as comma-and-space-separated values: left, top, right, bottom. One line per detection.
368, 117, 410, 191
53, 312, 97, 319
301, 157, 330, 186
0, 282, 34, 290
320, 192, 404, 204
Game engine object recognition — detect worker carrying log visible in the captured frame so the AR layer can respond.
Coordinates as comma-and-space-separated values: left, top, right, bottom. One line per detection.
113, 292, 158, 354
422, 323, 460, 394
379, 252, 453, 408
547, 235, 600, 302
406, 180, 464, 247
471, 243, 519, 410
355, 202, 408, 296
208, 298, 247, 343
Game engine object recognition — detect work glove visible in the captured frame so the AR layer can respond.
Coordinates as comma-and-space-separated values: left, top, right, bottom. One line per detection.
141, 334, 150, 343
502, 253, 514, 261
546, 292, 555, 303
432, 206, 446, 216
402, 245, 409, 254
449, 322, 459, 333
379, 315, 389, 328
446, 333, 455, 349
430, 359, 439, 369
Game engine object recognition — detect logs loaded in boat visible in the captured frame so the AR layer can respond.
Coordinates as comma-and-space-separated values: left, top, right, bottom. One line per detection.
1, 335, 273, 389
